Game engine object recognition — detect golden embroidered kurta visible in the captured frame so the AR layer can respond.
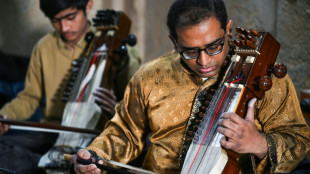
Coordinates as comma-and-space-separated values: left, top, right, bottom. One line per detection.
87, 50, 310, 174
0, 28, 141, 125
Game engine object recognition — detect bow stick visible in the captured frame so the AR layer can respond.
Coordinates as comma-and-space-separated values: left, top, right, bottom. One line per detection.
0, 118, 101, 135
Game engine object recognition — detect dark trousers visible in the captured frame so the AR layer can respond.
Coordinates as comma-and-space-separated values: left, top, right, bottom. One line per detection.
0, 131, 58, 174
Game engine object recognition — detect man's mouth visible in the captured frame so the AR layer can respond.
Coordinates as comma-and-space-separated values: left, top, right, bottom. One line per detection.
199, 66, 215, 74
63, 32, 74, 39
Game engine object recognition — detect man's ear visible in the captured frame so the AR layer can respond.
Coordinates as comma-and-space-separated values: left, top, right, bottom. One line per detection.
226, 20, 233, 38
168, 35, 177, 50
86, 0, 93, 14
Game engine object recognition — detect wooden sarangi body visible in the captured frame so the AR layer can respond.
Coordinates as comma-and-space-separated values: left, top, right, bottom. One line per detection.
181, 27, 287, 174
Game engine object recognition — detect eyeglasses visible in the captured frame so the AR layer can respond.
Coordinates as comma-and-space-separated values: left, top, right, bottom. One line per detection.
176, 35, 225, 60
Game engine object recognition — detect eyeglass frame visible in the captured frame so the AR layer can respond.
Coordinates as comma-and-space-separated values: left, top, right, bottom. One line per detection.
174, 34, 226, 60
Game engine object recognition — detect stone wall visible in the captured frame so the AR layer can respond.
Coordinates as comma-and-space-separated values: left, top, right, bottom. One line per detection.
0, 0, 309, 95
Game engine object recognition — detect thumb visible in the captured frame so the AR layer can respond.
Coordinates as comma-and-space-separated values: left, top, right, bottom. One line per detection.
77, 149, 91, 160
245, 98, 257, 122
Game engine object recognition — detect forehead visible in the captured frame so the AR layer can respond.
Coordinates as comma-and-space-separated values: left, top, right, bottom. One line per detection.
176, 17, 224, 47
53, 7, 80, 19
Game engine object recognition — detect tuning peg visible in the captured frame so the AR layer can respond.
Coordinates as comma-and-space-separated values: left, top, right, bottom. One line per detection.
258, 76, 272, 91
246, 40, 257, 50
244, 28, 252, 36
62, 91, 72, 102
114, 34, 137, 56
236, 27, 243, 34
187, 131, 195, 137
200, 106, 207, 112
250, 28, 262, 38
93, 9, 118, 26
204, 93, 213, 100
231, 40, 237, 47
72, 67, 80, 73
232, 40, 241, 47
195, 119, 201, 124
234, 39, 256, 50
67, 80, 76, 87
114, 45, 127, 56
198, 111, 204, 119
62, 97, 69, 102
186, 137, 193, 142
267, 63, 287, 78
204, 100, 210, 107
84, 32, 94, 43
72, 60, 79, 67
273, 63, 287, 78
123, 34, 137, 46
236, 27, 247, 35
241, 40, 247, 48
235, 33, 246, 40
246, 35, 258, 44
96, 9, 116, 17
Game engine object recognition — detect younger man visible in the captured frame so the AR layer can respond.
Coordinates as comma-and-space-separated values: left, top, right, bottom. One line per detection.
0, 0, 141, 173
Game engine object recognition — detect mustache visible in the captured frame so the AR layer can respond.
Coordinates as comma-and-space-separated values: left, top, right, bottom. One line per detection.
61, 32, 75, 36
199, 64, 214, 68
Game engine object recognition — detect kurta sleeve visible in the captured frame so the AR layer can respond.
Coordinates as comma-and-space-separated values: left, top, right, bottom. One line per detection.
87, 66, 148, 164
0, 44, 43, 120
255, 75, 310, 173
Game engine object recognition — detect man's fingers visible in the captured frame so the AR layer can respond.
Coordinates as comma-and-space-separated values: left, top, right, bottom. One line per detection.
74, 149, 102, 174
94, 87, 116, 100
95, 97, 116, 108
220, 136, 238, 150
222, 112, 242, 122
0, 115, 9, 135
245, 98, 257, 122
218, 125, 238, 141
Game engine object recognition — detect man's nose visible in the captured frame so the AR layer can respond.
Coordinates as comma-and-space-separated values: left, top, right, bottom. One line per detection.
60, 19, 70, 32
197, 50, 211, 66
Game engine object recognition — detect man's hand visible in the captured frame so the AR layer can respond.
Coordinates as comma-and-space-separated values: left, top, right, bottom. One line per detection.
73, 149, 103, 174
93, 87, 117, 116
0, 115, 9, 135
218, 98, 268, 159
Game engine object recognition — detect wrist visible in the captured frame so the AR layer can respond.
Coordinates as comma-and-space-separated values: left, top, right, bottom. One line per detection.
253, 133, 268, 159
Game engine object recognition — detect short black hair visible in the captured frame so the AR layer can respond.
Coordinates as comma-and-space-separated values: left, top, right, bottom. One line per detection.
40, 0, 89, 19
167, 0, 228, 40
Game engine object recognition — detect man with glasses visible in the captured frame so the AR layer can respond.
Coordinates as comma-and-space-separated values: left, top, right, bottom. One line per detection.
0, 0, 141, 173
73, 0, 309, 173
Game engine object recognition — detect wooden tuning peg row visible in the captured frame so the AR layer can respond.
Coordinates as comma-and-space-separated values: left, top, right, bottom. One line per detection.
232, 39, 256, 50
236, 27, 253, 37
